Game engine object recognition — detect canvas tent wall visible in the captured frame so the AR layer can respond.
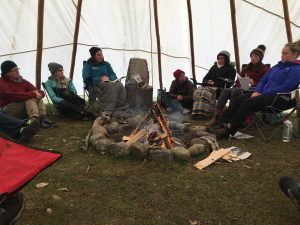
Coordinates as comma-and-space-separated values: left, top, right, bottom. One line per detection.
0, 0, 300, 96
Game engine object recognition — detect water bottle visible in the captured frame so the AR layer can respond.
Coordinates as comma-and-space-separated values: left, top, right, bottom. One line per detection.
282, 120, 293, 142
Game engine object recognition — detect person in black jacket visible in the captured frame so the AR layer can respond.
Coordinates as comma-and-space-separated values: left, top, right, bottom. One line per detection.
191, 50, 236, 119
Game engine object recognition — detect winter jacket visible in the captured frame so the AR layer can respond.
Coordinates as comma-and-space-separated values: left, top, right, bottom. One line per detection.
169, 77, 194, 101
82, 58, 118, 84
0, 77, 45, 107
235, 63, 269, 87
44, 76, 77, 105
202, 63, 236, 88
254, 60, 300, 95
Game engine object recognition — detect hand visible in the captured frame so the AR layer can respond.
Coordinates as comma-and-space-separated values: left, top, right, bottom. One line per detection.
249, 78, 254, 86
177, 95, 183, 101
36, 92, 43, 100
100, 75, 109, 82
251, 92, 261, 98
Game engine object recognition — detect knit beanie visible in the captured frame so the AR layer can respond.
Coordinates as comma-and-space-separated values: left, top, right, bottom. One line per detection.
1, 60, 18, 76
173, 69, 185, 79
89, 47, 102, 58
250, 48, 264, 61
48, 62, 63, 75
217, 50, 230, 63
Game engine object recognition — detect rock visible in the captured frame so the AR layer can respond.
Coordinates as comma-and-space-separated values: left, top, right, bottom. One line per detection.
196, 131, 216, 138
127, 115, 144, 129
171, 146, 190, 162
190, 126, 207, 133
188, 144, 207, 157
168, 121, 190, 132
94, 138, 115, 153
129, 142, 149, 160
149, 149, 173, 162
107, 142, 130, 157
89, 133, 106, 145
190, 138, 211, 152
104, 121, 119, 134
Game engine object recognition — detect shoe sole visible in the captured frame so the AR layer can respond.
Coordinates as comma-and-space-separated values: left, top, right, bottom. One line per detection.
19, 120, 40, 142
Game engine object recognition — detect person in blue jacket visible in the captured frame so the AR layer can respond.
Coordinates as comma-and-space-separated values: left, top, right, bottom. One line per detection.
82, 47, 131, 118
45, 62, 92, 120
210, 39, 300, 138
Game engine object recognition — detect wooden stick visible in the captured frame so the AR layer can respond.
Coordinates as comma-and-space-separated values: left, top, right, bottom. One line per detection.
126, 129, 147, 146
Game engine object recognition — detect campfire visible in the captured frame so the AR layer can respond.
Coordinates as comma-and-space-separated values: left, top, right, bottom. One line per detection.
85, 103, 218, 162
123, 104, 173, 149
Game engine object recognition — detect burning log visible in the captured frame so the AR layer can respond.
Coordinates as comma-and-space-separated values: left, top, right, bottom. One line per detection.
123, 103, 174, 149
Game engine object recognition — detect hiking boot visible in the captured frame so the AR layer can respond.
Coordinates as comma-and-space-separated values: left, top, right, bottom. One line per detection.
0, 192, 25, 225
18, 119, 40, 143
39, 116, 56, 129
209, 126, 230, 139
204, 115, 218, 127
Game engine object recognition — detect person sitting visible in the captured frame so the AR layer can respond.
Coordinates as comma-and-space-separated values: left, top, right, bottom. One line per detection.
209, 39, 300, 139
191, 50, 236, 119
165, 69, 194, 114
205, 45, 270, 127
45, 62, 93, 120
0, 111, 39, 142
0, 60, 54, 128
82, 47, 132, 119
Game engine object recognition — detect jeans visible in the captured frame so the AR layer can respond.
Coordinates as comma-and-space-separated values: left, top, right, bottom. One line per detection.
0, 111, 24, 138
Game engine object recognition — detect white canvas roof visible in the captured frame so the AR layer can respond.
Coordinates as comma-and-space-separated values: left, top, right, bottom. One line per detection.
1, 0, 300, 95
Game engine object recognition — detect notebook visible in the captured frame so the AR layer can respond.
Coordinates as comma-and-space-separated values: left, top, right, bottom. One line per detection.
238, 77, 250, 91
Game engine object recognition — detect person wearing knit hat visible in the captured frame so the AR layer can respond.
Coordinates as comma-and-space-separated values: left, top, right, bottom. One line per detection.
0, 60, 54, 128
89, 47, 102, 58
250, 48, 264, 61
217, 50, 230, 64
82, 47, 132, 118
1, 60, 18, 77
45, 62, 93, 120
165, 69, 194, 114
205, 46, 270, 127
48, 62, 63, 75
191, 50, 236, 120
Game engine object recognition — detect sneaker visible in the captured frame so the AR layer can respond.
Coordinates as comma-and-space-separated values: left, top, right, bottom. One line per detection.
40, 121, 55, 129
18, 119, 40, 142
0, 192, 25, 225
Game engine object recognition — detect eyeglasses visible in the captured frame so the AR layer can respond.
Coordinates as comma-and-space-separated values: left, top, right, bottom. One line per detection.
9, 68, 20, 72
57, 69, 64, 72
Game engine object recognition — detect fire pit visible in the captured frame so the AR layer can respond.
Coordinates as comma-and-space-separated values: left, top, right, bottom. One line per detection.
85, 104, 218, 162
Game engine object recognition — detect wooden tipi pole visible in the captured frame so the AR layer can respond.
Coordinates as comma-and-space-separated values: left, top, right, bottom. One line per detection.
35, 0, 44, 89
229, 0, 240, 74
70, 0, 83, 80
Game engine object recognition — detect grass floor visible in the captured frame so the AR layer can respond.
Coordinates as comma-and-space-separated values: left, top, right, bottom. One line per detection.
18, 113, 300, 225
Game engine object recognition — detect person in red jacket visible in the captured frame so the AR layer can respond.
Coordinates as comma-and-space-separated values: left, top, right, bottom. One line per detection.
0, 60, 54, 128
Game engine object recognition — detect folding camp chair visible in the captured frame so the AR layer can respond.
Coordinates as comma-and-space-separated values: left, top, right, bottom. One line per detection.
253, 88, 300, 142
42, 82, 60, 115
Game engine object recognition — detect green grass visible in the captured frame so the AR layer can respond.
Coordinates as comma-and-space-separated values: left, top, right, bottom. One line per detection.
18, 113, 300, 225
